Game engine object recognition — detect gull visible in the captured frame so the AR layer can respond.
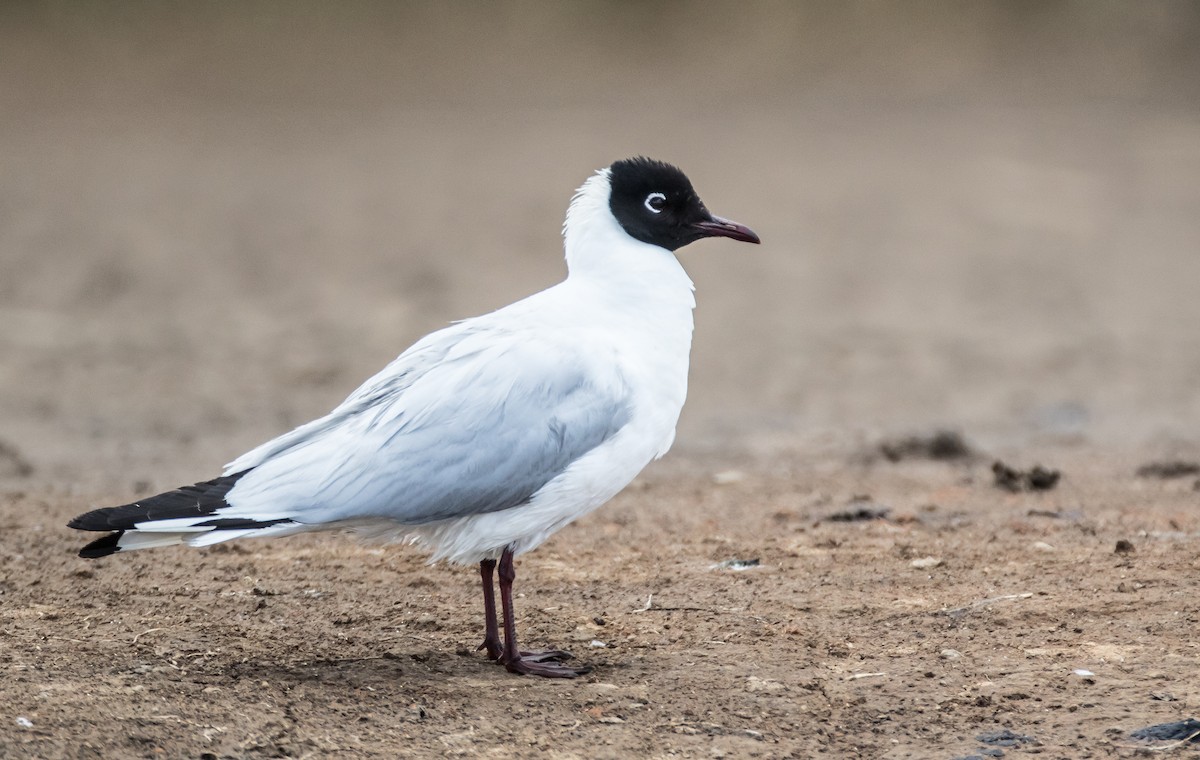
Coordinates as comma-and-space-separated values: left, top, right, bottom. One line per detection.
69, 157, 760, 678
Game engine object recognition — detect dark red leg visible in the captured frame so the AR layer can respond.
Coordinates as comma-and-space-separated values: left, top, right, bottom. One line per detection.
477, 559, 503, 660
497, 547, 590, 678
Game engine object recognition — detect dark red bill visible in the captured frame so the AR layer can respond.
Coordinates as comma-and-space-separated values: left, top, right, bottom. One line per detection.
692, 215, 761, 244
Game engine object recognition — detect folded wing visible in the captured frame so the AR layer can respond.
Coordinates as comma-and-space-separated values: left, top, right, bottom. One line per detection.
219, 325, 633, 526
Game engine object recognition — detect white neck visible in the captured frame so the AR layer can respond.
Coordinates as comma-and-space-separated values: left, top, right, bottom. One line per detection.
556, 168, 696, 462
562, 169, 696, 312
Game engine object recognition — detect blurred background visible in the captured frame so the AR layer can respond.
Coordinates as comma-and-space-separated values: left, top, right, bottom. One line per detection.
2, 1, 1199, 490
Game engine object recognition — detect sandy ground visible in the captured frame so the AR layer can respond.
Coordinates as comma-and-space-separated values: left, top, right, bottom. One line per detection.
4, 448, 1200, 758
2, 3, 1200, 758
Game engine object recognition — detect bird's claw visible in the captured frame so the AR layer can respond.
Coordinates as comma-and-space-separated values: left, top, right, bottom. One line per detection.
504, 655, 591, 678
477, 637, 504, 661
513, 648, 574, 664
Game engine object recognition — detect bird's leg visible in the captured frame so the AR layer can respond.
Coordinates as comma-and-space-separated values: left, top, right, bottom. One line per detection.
496, 547, 590, 678
479, 552, 570, 666
477, 558, 503, 660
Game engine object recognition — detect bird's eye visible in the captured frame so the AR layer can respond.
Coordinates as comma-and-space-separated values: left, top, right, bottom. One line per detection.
644, 192, 667, 214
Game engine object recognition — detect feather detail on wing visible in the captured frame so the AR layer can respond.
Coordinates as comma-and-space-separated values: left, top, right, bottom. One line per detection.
223, 324, 476, 475
220, 323, 633, 527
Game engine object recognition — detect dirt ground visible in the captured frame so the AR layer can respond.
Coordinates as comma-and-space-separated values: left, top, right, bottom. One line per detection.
3, 3, 1200, 758
4, 447, 1200, 758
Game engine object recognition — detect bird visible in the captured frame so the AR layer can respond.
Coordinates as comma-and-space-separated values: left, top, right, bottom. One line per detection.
68, 157, 760, 678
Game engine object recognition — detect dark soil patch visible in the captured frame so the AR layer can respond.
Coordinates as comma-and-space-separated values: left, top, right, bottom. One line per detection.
1129, 718, 1200, 743
1136, 461, 1200, 479
992, 461, 1060, 492
878, 430, 974, 463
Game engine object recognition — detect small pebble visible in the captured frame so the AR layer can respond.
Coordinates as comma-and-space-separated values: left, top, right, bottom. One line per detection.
711, 470, 745, 485
1130, 718, 1200, 742
1114, 539, 1134, 554
711, 558, 760, 571
16, 717, 33, 728
746, 676, 786, 692
910, 556, 943, 569
940, 649, 962, 659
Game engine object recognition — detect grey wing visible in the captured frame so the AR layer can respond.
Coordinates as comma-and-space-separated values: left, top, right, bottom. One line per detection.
223, 323, 471, 475
222, 331, 632, 526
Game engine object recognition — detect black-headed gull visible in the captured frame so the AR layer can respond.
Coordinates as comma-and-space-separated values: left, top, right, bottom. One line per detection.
70, 157, 760, 678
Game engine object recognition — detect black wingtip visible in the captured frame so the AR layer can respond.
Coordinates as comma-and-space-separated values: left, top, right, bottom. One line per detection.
69, 509, 118, 532
68, 471, 251, 532
78, 532, 122, 559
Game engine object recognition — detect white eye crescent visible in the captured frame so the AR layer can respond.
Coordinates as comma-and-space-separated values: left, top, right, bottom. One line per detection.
644, 192, 667, 214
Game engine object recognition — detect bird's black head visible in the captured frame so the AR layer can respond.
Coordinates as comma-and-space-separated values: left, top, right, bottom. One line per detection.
607, 157, 760, 252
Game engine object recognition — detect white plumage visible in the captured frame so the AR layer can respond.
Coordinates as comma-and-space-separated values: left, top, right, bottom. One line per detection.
120, 169, 694, 563
71, 157, 758, 677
